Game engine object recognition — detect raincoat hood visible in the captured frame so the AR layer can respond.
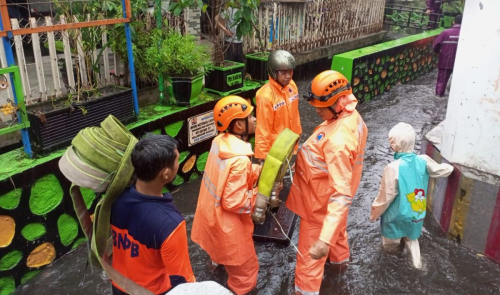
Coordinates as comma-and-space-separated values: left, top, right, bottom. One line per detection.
218, 133, 254, 159
334, 93, 358, 114
388, 122, 415, 153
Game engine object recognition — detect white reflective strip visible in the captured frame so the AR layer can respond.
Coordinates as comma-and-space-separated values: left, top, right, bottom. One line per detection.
238, 204, 252, 214
303, 146, 328, 173
204, 172, 217, 192
203, 174, 221, 206
328, 195, 352, 206
295, 285, 319, 295
449, 35, 459, 38
443, 41, 458, 44
329, 257, 349, 264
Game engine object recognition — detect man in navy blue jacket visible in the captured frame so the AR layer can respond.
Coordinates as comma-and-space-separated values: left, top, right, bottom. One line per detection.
110, 135, 195, 295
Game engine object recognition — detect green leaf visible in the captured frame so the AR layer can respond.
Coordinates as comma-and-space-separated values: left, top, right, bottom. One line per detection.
242, 9, 252, 21
202, 4, 208, 13
240, 20, 251, 35
234, 9, 242, 20
168, 2, 178, 12
173, 5, 183, 16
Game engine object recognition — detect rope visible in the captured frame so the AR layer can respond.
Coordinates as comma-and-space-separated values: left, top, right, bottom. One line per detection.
268, 209, 304, 260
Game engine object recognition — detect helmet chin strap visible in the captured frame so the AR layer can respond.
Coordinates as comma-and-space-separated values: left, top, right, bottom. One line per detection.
328, 106, 343, 120
228, 117, 249, 141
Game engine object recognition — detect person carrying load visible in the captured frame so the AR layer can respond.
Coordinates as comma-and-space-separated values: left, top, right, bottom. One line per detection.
191, 96, 261, 295
286, 71, 368, 295
58, 116, 195, 295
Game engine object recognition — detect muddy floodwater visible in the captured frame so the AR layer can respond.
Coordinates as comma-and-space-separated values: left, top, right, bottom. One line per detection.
16, 71, 500, 295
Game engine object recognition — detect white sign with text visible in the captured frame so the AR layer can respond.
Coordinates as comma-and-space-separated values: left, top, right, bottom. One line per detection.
188, 111, 217, 146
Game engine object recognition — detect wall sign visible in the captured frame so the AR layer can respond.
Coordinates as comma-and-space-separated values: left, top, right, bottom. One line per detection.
188, 111, 217, 147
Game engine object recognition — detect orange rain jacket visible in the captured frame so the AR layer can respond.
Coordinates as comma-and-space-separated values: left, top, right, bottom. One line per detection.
191, 133, 261, 266
286, 94, 368, 246
255, 78, 302, 160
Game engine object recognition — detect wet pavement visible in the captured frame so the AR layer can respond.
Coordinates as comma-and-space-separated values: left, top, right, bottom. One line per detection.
16, 70, 500, 295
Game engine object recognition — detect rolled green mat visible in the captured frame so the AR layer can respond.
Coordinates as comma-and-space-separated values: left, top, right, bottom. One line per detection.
58, 146, 111, 193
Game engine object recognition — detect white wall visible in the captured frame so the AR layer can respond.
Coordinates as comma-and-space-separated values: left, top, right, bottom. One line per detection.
441, 0, 500, 176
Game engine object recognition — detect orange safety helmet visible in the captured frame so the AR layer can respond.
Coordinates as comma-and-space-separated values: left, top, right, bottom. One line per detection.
303, 70, 352, 108
214, 95, 254, 132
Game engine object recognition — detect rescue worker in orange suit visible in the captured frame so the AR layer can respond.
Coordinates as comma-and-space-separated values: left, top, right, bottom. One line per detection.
255, 50, 302, 161
286, 71, 368, 295
191, 96, 261, 295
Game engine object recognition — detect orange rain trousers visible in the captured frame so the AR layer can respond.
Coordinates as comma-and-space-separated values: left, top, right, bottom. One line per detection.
225, 254, 259, 295
295, 219, 350, 295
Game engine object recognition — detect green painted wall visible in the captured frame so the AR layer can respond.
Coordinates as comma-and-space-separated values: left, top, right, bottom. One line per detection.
197, 152, 209, 172
71, 237, 88, 250
0, 276, 15, 295
20, 270, 41, 284
178, 151, 190, 164
80, 187, 96, 209
0, 189, 21, 210
189, 173, 200, 181
0, 250, 22, 271
332, 29, 442, 102
21, 223, 46, 241
165, 121, 184, 137
29, 174, 63, 215
57, 214, 78, 246
172, 175, 184, 186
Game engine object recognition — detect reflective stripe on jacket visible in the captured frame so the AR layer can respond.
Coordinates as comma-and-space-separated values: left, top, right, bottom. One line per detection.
433, 24, 461, 69
191, 133, 261, 266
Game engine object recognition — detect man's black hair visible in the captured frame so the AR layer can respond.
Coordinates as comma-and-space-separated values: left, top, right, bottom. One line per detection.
455, 14, 462, 24
131, 134, 178, 182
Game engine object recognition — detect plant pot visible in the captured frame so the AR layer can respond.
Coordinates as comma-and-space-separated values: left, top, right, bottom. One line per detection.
245, 52, 269, 82
205, 61, 245, 94
27, 86, 137, 155
170, 75, 204, 107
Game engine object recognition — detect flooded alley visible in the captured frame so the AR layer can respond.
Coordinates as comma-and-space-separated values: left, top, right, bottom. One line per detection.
16, 71, 500, 295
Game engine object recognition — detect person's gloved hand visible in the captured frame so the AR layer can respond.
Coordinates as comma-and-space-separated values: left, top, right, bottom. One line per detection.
425, 9, 431, 15
271, 182, 284, 198
309, 239, 329, 260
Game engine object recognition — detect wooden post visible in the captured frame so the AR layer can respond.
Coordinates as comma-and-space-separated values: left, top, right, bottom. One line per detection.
60, 16, 75, 90
102, 27, 111, 85
45, 17, 62, 97
73, 16, 88, 86
29, 18, 47, 101
10, 18, 31, 103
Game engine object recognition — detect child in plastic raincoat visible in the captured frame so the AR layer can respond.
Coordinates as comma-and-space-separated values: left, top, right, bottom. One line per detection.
370, 122, 453, 269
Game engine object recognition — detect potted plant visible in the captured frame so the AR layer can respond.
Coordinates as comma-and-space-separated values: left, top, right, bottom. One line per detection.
245, 51, 269, 82
145, 29, 211, 106
168, 0, 260, 94
27, 2, 137, 155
